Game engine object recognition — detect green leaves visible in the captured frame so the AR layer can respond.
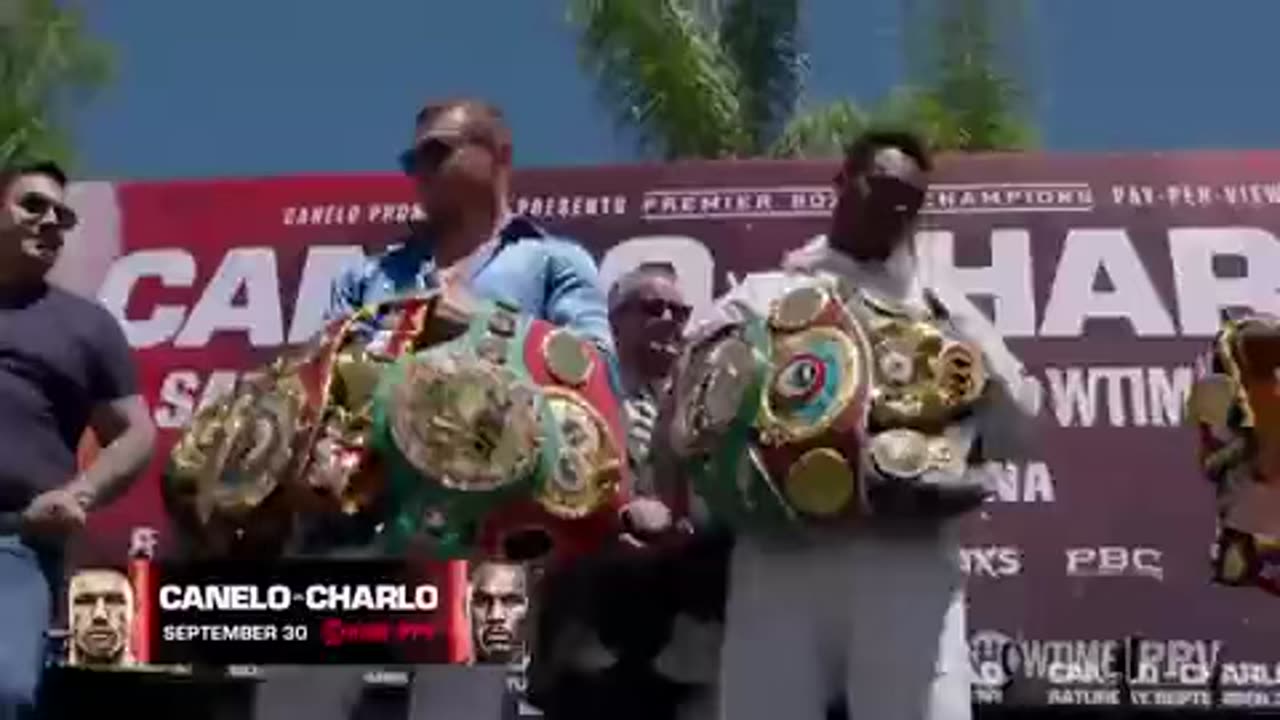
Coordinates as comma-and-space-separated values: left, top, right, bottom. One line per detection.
0, 0, 113, 169
568, 0, 748, 159
717, 0, 805, 150
770, 100, 868, 159
900, 0, 1036, 151
570, 0, 1038, 159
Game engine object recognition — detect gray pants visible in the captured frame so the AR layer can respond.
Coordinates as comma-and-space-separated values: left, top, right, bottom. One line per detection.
719, 529, 970, 720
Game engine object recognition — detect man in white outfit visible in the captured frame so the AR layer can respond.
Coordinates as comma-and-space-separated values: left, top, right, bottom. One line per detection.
684, 130, 1041, 720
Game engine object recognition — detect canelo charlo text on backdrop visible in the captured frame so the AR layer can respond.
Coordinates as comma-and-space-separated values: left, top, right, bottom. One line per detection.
53, 152, 1280, 704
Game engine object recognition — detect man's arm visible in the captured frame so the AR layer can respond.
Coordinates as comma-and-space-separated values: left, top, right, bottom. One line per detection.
542, 240, 622, 392
68, 308, 157, 509
325, 265, 365, 323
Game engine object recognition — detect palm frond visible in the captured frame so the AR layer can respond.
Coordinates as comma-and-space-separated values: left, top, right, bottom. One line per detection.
898, 0, 1036, 151
567, 0, 749, 159
717, 0, 806, 149
0, 0, 113, 168
769, 99, 868, 159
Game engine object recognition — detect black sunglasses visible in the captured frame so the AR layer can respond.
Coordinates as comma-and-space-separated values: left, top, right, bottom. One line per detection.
398, 132, 500, 177
625, 297, 692, 324
16, 193, 78, 231
870, 176, 926, 214
398, 138, 458, 176
835, 172, 926, 215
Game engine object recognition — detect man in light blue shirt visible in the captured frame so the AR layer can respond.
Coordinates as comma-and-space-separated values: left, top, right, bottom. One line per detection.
310, 98, 619, 555
325, 98, 616, 384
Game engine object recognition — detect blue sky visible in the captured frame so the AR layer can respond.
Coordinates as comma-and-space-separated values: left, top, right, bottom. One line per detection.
70, 0, 1280, 181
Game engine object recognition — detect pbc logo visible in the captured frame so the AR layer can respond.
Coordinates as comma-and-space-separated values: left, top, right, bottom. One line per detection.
1064, 546, 1163, 580
960, 546, 1023, 578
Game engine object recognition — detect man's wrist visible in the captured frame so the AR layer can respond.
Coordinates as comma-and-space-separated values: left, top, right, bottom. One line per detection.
65, 476, 97, 510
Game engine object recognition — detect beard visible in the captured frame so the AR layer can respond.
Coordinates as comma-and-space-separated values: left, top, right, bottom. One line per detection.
477, 628, 519, 662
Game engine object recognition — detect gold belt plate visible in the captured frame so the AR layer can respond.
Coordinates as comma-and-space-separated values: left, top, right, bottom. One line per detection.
389, 350, 543, 492
536, 387, 624, 519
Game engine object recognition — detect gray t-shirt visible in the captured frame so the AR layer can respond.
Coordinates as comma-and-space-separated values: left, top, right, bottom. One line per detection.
0, 283, 138, 512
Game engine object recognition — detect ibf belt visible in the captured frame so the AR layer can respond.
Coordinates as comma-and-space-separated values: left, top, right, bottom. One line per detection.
162, 293, 448, 557
372, 298, 626, 562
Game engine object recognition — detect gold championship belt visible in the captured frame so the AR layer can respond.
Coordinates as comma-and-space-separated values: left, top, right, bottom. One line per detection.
1186, 312, 1280, 595
163, 293, 468, 557
667, 277, 989, 536
852, 287, 989, 514
372, 297, 628, 562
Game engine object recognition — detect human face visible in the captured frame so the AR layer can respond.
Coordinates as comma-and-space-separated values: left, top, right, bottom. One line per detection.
611, 273, 690, 381
69, 570, 133, 665
400, 106, 508, 235
829, 146, 926, 261
0, 172, 77, 280
469, 563, 528, 662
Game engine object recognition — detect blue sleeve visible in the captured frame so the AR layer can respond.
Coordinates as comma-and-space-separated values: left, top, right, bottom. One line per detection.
543, 240, 623, 395
325, 266, 364, 324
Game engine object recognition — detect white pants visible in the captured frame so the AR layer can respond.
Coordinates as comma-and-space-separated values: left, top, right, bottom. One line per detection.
719, 528, 970, 720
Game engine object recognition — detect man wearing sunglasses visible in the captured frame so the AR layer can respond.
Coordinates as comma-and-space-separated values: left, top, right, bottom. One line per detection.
674, 130, 1040, 720
0, 160, 156, 716
607, 262, 690, 494
525, 263, 728, 720
326, 98, 614, 368
311, 99, 619, 554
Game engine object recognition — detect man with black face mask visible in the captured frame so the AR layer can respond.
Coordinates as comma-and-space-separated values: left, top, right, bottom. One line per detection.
673, 130, 1040, 720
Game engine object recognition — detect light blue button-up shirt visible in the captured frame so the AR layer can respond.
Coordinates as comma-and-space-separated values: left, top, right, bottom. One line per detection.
326, 216, 620, 389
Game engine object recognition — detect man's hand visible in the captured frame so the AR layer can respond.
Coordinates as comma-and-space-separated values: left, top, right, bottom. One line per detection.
619, 497, 678, 547
21, 488, 89, 540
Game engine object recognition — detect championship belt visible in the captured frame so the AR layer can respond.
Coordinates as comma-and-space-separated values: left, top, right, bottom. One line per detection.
850, 289, 990, 515
1213, 527, 1280, 597
1186, 312, 1280, 594
163, 294, 457, 557
668, 279, 989, 538
372, 297, 627, 562
668, 282, 875, 535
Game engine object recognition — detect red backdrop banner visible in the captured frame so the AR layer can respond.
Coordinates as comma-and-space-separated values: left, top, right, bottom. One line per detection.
61, 152, 1280, 706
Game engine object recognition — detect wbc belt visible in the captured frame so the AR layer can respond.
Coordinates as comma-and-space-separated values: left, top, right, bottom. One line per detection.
372, 298, 627, 562
1186, 312, 1280, 595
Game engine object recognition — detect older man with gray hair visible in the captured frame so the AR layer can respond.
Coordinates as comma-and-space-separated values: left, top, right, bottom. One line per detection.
607, 262, 690, 496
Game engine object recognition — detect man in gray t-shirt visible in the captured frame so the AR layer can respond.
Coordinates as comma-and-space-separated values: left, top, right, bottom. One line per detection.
0, 160, 155, 716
